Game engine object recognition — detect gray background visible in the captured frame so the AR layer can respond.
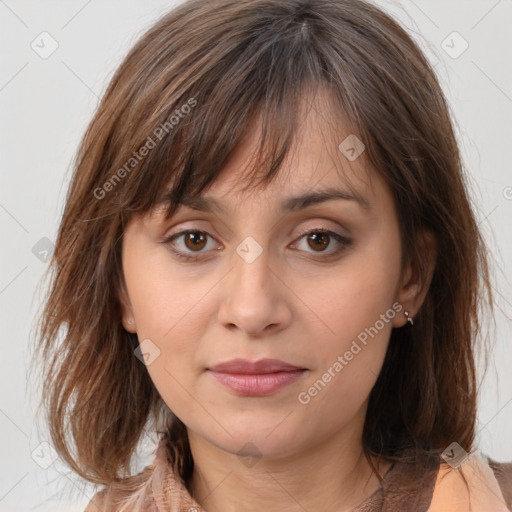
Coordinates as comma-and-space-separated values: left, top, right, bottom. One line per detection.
1, 1, 511, 510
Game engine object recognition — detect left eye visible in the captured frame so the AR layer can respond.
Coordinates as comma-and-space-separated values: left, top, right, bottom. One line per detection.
162, 228, 351, 261
292, 228, 350, 255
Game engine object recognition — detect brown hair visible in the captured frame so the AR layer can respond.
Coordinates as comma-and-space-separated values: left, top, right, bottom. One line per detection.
33, 0, 493, 490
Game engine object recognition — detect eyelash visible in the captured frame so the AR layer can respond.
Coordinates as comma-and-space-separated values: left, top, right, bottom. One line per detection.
161, 227, 352, 262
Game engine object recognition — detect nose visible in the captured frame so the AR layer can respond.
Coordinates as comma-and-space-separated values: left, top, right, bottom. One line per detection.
217, 242, 292, 337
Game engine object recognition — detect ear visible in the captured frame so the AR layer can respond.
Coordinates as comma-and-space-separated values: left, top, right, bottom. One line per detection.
118, 280, 137, 333
392, 229, 437, 328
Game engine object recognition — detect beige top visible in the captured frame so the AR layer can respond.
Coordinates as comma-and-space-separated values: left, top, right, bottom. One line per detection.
86, 438, 512, 511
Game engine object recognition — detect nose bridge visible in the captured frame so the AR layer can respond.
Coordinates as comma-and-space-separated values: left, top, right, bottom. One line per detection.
217, 233, 288, 336
232, 234, 271, 291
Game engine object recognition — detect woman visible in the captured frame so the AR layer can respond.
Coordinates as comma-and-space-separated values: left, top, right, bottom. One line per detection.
35, 0, 512, 510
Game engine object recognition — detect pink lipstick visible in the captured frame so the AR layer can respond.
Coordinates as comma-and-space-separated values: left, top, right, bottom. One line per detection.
207, 358, 307, 396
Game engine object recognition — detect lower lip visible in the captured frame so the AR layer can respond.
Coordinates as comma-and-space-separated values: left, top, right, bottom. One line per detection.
208, 369, 307, 396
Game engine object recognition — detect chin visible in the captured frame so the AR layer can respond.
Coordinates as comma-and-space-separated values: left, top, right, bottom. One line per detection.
204, 419, 307, 461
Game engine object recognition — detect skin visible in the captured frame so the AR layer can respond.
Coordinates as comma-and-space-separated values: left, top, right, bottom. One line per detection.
119, 88, 438, 512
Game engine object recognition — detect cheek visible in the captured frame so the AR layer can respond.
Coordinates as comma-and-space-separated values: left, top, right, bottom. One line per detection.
122, 243, 217, 393
124, 245, 214, 338
294, 230, 401, 411
124, 260, 212, 415
302, 228, 401, 348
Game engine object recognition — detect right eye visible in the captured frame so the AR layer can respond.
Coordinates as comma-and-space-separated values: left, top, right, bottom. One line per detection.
162, 229, 220, 261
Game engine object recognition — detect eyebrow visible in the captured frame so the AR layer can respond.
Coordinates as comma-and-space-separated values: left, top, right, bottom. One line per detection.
171, 186, 371, 214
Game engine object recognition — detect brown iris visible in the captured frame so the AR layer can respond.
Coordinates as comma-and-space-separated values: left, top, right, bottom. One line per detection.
184, 231, 208, 251
307, 232, 330, 251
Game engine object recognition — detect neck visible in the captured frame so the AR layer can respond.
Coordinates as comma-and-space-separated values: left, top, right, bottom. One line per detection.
187, 426, 389, 512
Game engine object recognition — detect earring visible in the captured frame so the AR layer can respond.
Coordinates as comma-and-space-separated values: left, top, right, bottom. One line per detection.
404, 311, 414, 325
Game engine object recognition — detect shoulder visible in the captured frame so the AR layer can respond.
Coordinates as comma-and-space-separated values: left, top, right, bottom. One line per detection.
82, 463, 159, 512
427, 452, 510, 512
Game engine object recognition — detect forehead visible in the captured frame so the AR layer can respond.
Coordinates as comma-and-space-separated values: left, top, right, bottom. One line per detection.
194, 92, 377, 211
150, 85, 389, 220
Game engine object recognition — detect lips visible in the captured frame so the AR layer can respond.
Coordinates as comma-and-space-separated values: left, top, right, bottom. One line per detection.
208, 358, 305, 374
207, 358, 308, 396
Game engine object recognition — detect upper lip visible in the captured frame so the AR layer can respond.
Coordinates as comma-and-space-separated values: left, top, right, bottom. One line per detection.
208, 358, 305, 374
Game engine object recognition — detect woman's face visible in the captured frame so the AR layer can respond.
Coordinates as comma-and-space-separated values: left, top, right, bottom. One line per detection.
120, 93, 424, 461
